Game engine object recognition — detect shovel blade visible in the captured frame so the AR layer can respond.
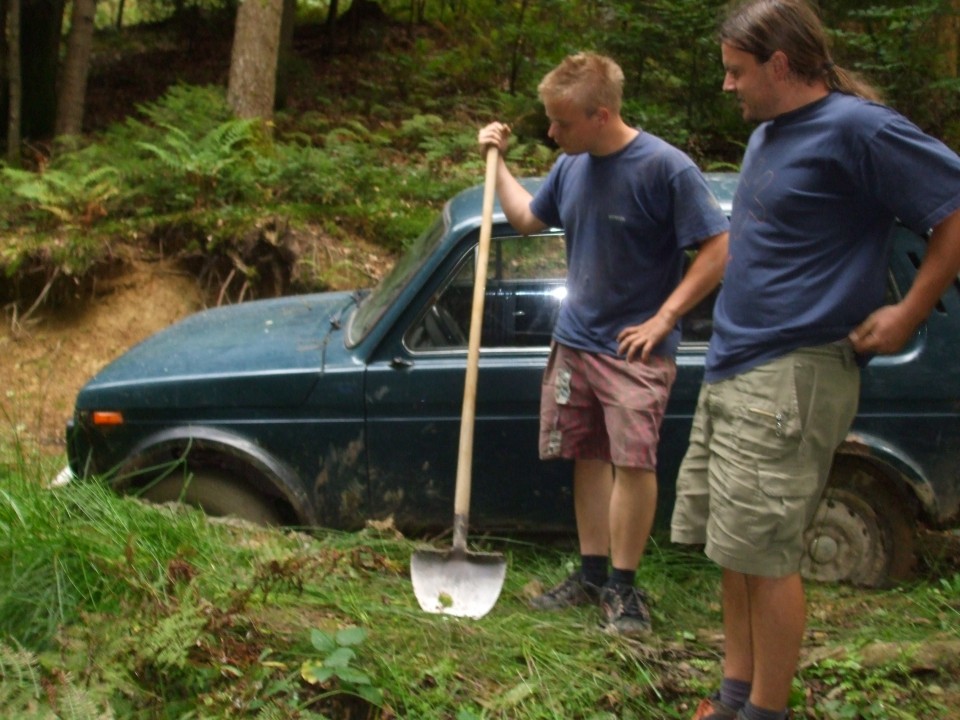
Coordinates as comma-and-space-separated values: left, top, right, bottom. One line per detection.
411, 548, 507, 618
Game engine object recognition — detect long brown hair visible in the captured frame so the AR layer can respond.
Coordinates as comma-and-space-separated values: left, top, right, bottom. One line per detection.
721, 0, 882, 102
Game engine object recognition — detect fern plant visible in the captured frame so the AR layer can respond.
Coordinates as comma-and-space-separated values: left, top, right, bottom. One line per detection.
135, 118, 260, 209
4, 166, 120, 227
0, 641, 110, 720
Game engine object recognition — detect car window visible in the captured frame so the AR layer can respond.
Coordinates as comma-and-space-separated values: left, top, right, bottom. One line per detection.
405, 237, 902, 353
677, 262, 903, 349
347, 216, 446, 347
405, 233, 567, 351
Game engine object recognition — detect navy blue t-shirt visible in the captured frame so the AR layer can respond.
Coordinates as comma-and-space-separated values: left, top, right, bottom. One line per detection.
530, 131, 729, 358
707, 92, 960, 382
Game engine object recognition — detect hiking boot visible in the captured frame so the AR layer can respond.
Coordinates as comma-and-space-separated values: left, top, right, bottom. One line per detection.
528, 571, 602, 610
692, 693, 738, 720
599, 581, 652, 636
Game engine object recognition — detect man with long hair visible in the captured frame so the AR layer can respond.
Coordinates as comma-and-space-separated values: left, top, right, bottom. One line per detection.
674, 2, 960, 718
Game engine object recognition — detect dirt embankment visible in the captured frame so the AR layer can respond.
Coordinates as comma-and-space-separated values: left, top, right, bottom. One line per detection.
2, 226, 395, 459
2, 260, 204, 455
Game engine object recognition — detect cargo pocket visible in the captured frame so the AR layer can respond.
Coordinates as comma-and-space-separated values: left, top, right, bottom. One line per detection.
757, 468, 820, 545
732, 362, 803, 462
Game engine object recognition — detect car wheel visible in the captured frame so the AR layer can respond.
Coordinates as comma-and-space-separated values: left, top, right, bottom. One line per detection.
800, 458, 916, 587
139, 470, 283, 526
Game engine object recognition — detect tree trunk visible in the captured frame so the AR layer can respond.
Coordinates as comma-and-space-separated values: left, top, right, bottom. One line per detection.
21, 0, 65, 141
507, 0, 530, 95
324, 0, 339, 50
54, 0, 95, 137
934, 0, 960, 79
274, 0, 295, 109
227, 0, 284, 121
6, 0, 20, 164
0, 0, 8, 87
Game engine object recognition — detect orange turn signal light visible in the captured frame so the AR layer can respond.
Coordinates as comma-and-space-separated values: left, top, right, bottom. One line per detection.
92, 411, 125, 426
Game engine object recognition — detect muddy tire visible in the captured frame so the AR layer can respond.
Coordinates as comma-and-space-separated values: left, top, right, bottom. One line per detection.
139, 470, 283, 526
801, 457, 916, 587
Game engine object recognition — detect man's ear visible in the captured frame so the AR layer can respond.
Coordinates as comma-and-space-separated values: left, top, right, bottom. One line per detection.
769, 50, 791, 79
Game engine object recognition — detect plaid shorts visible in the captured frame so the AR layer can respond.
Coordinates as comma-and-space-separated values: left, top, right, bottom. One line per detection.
671, 342, 860, 577
539, 342, 677, 470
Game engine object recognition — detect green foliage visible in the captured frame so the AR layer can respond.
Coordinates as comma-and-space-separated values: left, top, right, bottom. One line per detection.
826, 0, 960, 147
0, 462, 237, 651
135, 118, 260, 209
600, 0, 744, 159
0, 459, 957, 718
3, 166, 120, 227
301, 626, 384, 706
135, 83, 235, 130
0, 642, 44, 714
5, 1, 960, 314
803, 656, 947, 719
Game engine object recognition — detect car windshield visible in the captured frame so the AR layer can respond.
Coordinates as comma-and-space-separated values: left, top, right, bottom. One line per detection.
346, 215, 447, 346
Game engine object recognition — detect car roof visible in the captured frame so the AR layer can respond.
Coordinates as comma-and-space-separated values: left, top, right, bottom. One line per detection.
444, 171, 738, 232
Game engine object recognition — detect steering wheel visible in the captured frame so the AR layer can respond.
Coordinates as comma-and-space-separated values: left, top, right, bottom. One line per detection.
425, 302, 467, 347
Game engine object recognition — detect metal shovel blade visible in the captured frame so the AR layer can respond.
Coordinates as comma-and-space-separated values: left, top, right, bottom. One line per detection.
411, 547, 507, 618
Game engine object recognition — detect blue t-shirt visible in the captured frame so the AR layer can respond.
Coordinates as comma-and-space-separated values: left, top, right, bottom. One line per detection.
530, 131, 729, 358
706, 92, 960, 382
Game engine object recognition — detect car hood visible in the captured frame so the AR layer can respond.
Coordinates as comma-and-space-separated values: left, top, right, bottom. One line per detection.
76, 292, 357, 410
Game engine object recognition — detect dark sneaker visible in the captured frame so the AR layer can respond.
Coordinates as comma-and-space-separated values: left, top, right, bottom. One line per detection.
529, 571, 602, 610
599, 582, 652, 637
692, 693, 738, 720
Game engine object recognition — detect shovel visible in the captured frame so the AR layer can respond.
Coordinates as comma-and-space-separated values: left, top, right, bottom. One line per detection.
410, 145, 507, 619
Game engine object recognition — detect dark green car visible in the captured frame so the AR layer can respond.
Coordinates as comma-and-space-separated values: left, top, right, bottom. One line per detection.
66, 173, 959, 587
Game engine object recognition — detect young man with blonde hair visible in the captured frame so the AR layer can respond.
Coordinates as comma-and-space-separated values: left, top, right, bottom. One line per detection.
479, 52, 729, 635
675, 2, 960, 718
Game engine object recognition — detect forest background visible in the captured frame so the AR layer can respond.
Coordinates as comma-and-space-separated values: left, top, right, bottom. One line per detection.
2, 0, 960, 322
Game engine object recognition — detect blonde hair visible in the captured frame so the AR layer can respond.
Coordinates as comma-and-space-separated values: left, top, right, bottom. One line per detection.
537, 52, 625, 115
721, 0, 882, 102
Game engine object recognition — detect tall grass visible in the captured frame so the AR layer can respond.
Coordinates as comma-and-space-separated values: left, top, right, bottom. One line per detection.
0, 459, 239, 650
0, 447, 956, 718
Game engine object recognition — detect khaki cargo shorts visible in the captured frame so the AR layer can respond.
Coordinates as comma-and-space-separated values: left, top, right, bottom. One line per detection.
539, 342, 677, 470
670, 342, 860, 577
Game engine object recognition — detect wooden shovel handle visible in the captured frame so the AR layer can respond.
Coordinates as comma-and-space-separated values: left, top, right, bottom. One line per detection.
452, 144, 499, 551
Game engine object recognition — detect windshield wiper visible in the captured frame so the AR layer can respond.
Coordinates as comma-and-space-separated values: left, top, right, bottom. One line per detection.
329, 290, 366, 330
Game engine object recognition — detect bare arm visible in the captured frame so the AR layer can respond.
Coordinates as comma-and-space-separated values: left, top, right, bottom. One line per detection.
850, 207, 960, 354
617, 231, 729, 362
477, 122, 547, 236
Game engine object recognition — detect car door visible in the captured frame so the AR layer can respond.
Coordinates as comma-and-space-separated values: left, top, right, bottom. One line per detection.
364, 231, 576, 533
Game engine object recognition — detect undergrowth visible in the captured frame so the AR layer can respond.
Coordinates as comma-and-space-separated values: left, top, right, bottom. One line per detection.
0, 82, 553, 319
1, 450, 957, 719
5, 0, 960, 321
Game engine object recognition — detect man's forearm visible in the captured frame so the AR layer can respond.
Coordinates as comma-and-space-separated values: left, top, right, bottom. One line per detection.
901, 208, 960, 326
659, 232, 729, 323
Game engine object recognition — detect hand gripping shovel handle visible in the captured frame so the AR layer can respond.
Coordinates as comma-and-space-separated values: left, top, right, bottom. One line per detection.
451, 144, 499, 552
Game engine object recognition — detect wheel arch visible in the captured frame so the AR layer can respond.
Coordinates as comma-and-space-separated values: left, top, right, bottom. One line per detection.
110, 425, 318, 526
835, 432, 932, 522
